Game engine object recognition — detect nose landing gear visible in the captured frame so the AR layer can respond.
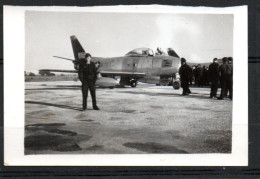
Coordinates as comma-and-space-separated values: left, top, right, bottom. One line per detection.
119, 77, 138, 88
173, 81, 180, 89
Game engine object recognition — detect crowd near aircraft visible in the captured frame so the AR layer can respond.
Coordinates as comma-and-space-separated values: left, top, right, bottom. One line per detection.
39, 35, 181, 89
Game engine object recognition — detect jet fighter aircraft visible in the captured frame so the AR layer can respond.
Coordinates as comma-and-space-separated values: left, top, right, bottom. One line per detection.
39, 35, 181, 89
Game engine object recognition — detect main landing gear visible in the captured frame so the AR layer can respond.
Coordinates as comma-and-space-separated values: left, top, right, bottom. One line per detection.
129, 79, 137, 87
119, 77, 137, 88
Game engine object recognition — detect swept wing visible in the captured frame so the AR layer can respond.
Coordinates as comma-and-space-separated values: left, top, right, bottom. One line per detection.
39, 69, 146, 77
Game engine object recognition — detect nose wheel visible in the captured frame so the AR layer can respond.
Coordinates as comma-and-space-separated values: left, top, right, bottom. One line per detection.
173, 81, 180, 89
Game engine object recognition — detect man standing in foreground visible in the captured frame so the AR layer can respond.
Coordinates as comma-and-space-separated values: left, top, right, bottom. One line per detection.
76, 53, 99, 111
218, 57, 233, 100
208, 58, 219, 98
179, 58, 192, 95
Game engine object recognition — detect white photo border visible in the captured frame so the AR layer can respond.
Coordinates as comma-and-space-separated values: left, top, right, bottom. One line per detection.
4, 5, 248, 166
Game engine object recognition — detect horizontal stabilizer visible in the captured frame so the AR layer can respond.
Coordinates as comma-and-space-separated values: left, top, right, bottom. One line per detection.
39, 69, 77, 73
53, 56, 74, 61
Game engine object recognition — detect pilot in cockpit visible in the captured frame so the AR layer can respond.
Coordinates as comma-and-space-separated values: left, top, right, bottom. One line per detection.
155, 47, 163, 55
142, 50, 148, 55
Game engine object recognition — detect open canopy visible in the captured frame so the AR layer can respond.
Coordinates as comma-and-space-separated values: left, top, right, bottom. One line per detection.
125, 48, 154, 56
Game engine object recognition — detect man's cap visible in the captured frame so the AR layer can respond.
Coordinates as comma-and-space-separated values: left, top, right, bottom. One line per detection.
85, 53, 91, 58
181, 58, 186, 63
227, 57, 233, 64
213, 58, 218, 62
222, 57, 227, 62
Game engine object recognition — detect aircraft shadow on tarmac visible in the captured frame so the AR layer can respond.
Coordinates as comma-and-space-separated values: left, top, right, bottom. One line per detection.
118, 91, 217, 100
25, 101, 83, 111
25, 85, 117, 90
26, 88, 215, 100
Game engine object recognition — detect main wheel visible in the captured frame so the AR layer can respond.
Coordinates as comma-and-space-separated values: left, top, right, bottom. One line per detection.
130, 79, 137, 87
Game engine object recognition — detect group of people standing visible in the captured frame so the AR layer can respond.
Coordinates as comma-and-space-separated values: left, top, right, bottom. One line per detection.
192, 64, 210, 87
179, 57, 233, 100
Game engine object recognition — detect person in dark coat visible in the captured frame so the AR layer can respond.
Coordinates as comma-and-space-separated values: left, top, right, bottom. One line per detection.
196, 64, 203, 87
205, 67, 210, 86
218, 57, 233, 100
202, 65, 207, 86
179, 58, 192, 95
193, 66, 199, 86
189, 66, 195, 85
208, 58, 219, 98
76, 53, 99, 110
226, 57, 233, 99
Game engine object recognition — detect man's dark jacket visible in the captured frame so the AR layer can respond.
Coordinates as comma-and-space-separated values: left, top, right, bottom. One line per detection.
179, 64, 192, 80
219, 63, 232, 79
77, 58, 97, 83
208, 62, 219, 81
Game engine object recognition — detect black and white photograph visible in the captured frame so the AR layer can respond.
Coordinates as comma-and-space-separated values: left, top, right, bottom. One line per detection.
4, 5, 248, 166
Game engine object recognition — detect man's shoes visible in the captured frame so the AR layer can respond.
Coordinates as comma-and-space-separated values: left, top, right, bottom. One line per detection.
217, 97, 224, 100
93, 106, 100, 110
82, 108, 87, 111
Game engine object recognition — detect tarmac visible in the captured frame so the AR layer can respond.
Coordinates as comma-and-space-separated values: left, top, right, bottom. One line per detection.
25, 81, 232, 154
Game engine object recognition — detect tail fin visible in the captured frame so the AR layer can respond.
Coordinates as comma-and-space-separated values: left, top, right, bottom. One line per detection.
70, 35, 85, 60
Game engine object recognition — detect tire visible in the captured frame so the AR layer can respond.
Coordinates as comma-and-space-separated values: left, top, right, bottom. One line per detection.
130, 80, 137, 87
173, 81, 180, 90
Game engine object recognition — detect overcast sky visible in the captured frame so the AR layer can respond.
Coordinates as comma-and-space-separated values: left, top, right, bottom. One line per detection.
25, 11, 233, 73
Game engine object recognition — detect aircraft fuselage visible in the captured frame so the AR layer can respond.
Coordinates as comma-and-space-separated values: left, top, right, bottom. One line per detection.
90, 55, 180, 77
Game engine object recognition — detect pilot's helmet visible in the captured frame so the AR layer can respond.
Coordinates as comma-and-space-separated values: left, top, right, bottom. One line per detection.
213, 58, 218, 62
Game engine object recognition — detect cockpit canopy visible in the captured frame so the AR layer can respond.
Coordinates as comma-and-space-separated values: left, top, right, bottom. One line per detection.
125, 48, 154, 57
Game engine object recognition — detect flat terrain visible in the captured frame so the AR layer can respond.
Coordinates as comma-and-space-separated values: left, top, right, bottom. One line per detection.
25, 81, 232, 154
25, 75, 78, 82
